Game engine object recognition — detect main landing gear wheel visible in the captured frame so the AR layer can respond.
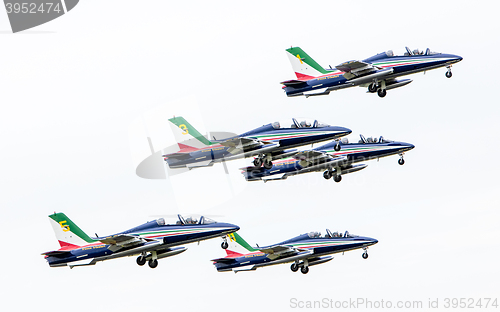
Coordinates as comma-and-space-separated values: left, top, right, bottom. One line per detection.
136, 256, 146, 266
300, 266, 309, 274
362, 252, 369, 259
333, 175, 342, 183
368, 83, 378, 93
323, 171, 332, 180
291, 263, 299, 272
263, 160, 273, 169
398, 158, 405, 165
446, 71, 452, 78
221, 241, 228, 249
377, 89, 387, 98
253, 158, 263, 167
148, 259, 158, 268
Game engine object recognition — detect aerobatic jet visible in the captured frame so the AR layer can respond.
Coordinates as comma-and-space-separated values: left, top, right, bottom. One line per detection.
242, 135, 414, 182
163, 116, 351, 170
42, 213, 239, 269
281, 46, 462, 98
212, 231, 378, 274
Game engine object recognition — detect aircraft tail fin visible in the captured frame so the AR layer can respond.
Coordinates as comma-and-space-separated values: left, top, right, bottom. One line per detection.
286, 47, 329, 79
168, 116, 213, 149
225, 232, 258, 256
48, 213, 95, 248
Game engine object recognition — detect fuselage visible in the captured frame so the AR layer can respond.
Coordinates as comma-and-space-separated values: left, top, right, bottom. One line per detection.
45, 220, 239, 267
215, 233, 378, 271
243, 139, 415, 180
165, 123, 351, 168
284, 52, 463, 96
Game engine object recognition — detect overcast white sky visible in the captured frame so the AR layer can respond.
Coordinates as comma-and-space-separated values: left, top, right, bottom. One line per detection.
1, 1, 499, 311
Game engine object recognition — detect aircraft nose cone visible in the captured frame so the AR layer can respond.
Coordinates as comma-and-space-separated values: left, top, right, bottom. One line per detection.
339, 127, 352, 135
407, 143, 415, 150
370, 238, 379, 245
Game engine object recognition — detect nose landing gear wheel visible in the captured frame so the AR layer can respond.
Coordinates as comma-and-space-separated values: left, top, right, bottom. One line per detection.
136, 256, 146, 266
446, 71, 452, 78
333, 175, 342, 183
398, 158, 405, 165
291, 263, 299, 272
148, 259, 158, 268
377, 89, 387, 98
362, 252, 369, 259
221, 241, 228, 249
300, 266, 309, 274
334, 143, 341, 151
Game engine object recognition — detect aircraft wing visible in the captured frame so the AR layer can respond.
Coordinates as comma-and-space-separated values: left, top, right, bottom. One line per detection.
335, 60, 395, 82
220, 137, 279, 156
98, 234, 156, 251
259, 245, 304, 260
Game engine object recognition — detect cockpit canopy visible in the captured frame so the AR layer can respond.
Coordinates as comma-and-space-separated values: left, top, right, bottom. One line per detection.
156, 218, 165, 226
307, 231, 322, 238
325, 229, 358, 238
358, 134, 393, 144
272, 118, 330, 130
404, 47, 440, 56
176, 214, 216, 225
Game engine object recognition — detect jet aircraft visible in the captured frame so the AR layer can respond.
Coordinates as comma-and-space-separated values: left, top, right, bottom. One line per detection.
281, 46, 463, 98
242, 135, 414, 182
42, 213, 239, 269
213, 231, 378, 274
163, 116, 351, 170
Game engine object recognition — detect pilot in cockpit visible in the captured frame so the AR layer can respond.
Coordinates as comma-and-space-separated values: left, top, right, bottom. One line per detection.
299, 120, 311, 128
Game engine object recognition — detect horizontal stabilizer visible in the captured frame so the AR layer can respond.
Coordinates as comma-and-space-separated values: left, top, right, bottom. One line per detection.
211, 257, 238, 263
162, 152, 192, 160
280, 79, 309, 88
42, 250, 72, 257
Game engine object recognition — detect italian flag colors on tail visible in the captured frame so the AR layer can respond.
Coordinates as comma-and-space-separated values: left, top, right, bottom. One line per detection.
49, 213, 95, 248
286, 47, 328, 79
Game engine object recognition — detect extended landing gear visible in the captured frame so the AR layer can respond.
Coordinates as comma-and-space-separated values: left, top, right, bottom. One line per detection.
368, 83, 378, 93
333, 175, 342, 183
446, 65, 453, 78
253, 158, 262, 167
253, 155, 273, 169
148, 259, 158, 268
221, 236, 228, 249
323, 170, 332, 180
362, 247, 369, 259
136, 255, 146, 266
137, 251, 159, 268
377, 89, 387, 98
398, 154, 405, 165
334, 141, 341, 152
291, 260, 309, 274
